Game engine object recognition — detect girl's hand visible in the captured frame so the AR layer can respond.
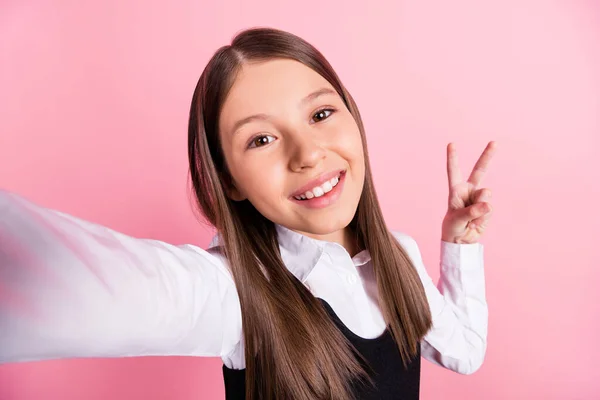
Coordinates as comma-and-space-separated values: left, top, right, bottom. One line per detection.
441, 141, 497, 244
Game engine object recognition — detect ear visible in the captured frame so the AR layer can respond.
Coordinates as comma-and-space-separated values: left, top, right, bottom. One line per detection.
223, 175, 246, 201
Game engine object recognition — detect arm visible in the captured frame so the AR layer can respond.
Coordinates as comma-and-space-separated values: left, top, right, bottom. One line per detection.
0, 189, 240, 364
393, 231, 487, 375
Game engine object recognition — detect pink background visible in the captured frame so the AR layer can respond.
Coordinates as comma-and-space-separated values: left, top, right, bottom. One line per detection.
0, 0, 599, 399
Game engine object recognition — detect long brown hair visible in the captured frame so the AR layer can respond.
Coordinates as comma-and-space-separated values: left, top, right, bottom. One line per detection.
187, 27, 432, 400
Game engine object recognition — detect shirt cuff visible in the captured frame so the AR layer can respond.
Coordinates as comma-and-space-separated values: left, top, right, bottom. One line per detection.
440, 240, 484, 271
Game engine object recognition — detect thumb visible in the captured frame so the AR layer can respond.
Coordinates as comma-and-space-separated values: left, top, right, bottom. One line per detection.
454, 202, 492, 224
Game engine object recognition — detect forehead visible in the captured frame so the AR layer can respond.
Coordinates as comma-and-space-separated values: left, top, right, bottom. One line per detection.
219, 59, 335, 130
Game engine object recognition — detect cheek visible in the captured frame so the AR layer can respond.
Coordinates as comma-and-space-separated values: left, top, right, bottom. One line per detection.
336, 124, 366, 192
232, 161, 287, 203
335, 123, 364, 164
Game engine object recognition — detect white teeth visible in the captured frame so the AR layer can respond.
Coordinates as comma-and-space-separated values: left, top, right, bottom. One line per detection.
293, 172, 343, 201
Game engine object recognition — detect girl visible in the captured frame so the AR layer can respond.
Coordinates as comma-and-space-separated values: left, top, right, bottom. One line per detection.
0, 28, 495, 399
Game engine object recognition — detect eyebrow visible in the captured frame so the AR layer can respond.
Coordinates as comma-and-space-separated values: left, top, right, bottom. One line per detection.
230, 87, 338, 135
301, 87, 337, 106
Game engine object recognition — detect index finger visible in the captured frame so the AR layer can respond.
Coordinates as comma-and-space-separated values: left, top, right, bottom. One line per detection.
468, 141, 497, 187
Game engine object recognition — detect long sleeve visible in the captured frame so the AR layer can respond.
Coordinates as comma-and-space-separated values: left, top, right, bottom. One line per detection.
0, 189, 241, 364
394, 232, 487, 375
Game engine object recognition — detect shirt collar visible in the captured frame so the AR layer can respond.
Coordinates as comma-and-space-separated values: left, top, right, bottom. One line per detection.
208, 224, 371, 282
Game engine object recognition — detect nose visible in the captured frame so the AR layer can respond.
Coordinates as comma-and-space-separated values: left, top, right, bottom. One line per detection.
288, 132, 326, 172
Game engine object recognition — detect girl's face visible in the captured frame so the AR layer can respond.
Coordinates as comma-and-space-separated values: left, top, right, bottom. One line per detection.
219, 59, 365, 240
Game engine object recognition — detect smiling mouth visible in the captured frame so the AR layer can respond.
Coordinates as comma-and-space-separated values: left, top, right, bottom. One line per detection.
292, 171, 345, 201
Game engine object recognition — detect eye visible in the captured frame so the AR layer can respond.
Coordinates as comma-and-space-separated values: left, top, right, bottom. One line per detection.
311, 108, 335, 123
248, 134, 276, 149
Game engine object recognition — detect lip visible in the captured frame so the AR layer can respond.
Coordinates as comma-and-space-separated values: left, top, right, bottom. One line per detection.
290, 169, 346, 198
290, 171, 346, 209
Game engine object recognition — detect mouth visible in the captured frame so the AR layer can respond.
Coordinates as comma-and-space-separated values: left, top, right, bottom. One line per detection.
290, 170, 347, 209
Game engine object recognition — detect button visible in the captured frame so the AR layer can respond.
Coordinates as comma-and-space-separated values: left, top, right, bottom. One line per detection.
346, 273, 358, 284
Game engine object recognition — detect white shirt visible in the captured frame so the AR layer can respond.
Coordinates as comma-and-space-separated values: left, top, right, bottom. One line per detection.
0, 189, 487, 375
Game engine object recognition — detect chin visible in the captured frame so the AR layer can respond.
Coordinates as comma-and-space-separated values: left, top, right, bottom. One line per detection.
297, 210, 356, 236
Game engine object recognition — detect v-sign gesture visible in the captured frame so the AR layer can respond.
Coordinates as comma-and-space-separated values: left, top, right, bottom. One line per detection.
441, 141, 497, 244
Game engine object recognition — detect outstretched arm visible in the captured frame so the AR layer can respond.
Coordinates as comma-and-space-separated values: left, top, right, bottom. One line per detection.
0, 189, 239, 364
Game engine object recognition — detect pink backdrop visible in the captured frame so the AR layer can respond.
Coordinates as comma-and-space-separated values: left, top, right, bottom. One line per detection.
1, 0, 599, 399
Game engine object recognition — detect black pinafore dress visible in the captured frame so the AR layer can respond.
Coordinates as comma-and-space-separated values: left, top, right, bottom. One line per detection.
222, 298, 421, 399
